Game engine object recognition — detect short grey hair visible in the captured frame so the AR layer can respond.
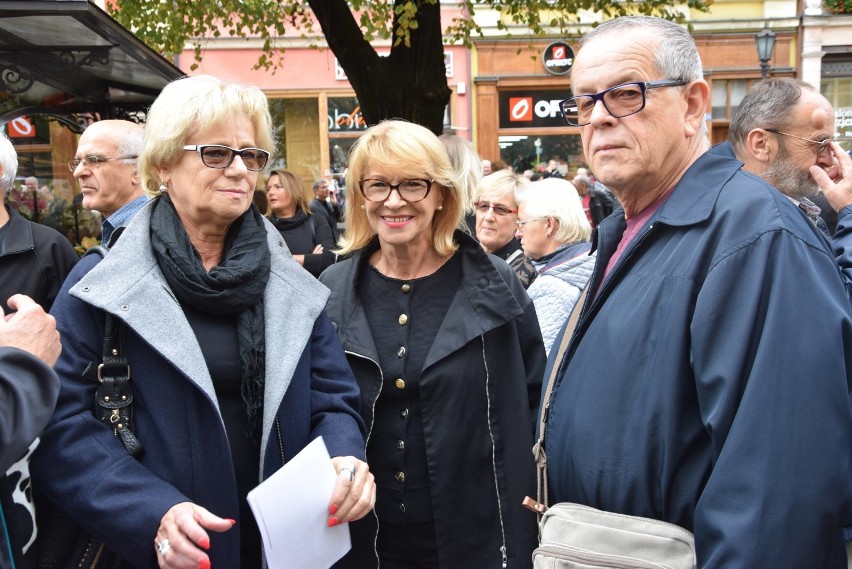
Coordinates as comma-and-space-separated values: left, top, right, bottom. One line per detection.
0, 132, 19, 194
729, 78, 815, 156
118, 126, 144, 167
579, 17, 705, 139
580, 17, 703, 83
572, 174, 591, 188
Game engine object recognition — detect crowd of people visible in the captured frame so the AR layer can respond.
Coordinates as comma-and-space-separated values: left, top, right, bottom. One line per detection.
1, 14, 852, 569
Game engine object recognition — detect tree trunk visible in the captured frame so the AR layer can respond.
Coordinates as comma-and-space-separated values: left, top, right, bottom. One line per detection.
308, 0, 452, 135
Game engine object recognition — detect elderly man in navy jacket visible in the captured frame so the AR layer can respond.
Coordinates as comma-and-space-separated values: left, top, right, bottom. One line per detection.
542, 16, 852, 567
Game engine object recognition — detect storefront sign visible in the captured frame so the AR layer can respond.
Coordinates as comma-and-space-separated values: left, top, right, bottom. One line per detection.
335, 52, 454, 80
542, 42, 574, 76
499, 89, 570, 129
837, 107, 852, 136
328, 97, 367, 131
7, 116, 35, 138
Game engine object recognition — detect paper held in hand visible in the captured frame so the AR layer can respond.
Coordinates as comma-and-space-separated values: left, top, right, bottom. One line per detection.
247, 436, 351, 569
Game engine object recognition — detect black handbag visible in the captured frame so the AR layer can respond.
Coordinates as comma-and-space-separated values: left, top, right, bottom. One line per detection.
36, 245, 142, 569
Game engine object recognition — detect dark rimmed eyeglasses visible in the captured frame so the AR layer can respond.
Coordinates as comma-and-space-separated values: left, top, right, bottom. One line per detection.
761, 129, 832, 157
559, 79, 689, 127
67, 155, 137, 172
358, 178, 433, 203
183, 145, 270, 172
473, 201, 518, 216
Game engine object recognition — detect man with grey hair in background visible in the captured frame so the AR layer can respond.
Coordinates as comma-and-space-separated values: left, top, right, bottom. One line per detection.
0, 133, 77, 313
542, 15, 852, 567
717, 77, 852, 301
70, 120, 146, 245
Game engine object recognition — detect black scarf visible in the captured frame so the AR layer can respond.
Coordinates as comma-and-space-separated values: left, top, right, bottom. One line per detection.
269, 209, 308, 231
150, 196, 271, 446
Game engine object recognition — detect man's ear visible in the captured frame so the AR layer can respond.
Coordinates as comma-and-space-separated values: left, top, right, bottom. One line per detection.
684, 80, 711, 138
746, 129, 774, 164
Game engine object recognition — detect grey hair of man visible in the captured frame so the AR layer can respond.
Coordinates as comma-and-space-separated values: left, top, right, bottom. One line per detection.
728, 78, 815, 156
117, 125, 144, 169
577, 16, 707, 138
573, 174, 591, 188
0, 133, 19, 194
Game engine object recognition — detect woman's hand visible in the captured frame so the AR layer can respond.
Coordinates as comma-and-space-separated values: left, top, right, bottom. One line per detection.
155, 502, 235, 569
328, 456, 375, 527
312, 244, 324, 254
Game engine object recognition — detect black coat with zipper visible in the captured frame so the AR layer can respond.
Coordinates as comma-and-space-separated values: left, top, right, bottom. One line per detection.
321, 231, 545, 569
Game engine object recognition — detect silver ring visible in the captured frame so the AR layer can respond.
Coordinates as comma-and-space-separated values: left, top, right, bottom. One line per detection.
340, 461, 356, 481
156, 538, 171, 556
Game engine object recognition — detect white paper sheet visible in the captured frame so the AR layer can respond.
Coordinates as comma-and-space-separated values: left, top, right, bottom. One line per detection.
247, 436, 351, 569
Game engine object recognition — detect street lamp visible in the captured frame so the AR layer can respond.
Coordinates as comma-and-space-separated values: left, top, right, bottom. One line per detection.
534, 137, 542, 166
755, 25, 777, 80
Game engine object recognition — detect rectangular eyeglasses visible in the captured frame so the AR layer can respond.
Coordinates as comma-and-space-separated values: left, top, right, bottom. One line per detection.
183, 145, 270, 171
560, 80, 689, 127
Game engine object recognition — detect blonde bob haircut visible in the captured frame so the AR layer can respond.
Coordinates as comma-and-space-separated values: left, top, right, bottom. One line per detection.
267, 169, 313, 216
474, 168, 530, 207
139, 75, 276, 197
339, 120, 463, 257
521, 177, 592, 244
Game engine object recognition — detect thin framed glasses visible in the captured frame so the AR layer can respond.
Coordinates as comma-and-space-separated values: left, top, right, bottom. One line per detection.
182, 145, 270, 172
560, 80, 689, 127
762, 129, 832, 157
516, 217, 547, 229
67, 155, 137, 172
358, 178, 433, 203
473, 201, 518, 216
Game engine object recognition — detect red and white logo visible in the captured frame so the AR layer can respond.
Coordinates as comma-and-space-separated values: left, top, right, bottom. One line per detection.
553, 46, 566, 59
7, 116, 34, 138
509, 98, 533, 122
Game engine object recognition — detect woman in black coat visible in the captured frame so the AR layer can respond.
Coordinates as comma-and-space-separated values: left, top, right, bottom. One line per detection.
320, 120, 545, 569
266, 169, 336, 277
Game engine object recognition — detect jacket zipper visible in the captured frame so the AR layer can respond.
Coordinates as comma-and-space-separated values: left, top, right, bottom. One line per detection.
534, 543, 671, 569
345, 350, 383, 569
480, 336, 508, 568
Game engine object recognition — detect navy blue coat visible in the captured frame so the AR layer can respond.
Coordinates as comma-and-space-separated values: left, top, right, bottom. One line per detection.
543, 150, 852, 567
31, 204, 366, 568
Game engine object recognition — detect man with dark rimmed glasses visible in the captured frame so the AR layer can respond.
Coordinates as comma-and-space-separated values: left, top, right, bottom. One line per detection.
541, 16, 852, 569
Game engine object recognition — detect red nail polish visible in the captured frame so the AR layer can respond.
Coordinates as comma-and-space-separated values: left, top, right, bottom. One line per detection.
198, 559, 211, 569
329, 504, 338, 515
199, 537, 210, 550
225, 518, 236, 525
328, 517, 339, 527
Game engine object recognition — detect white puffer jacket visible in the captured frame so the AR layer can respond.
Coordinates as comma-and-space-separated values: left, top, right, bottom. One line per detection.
528, 242, 596, 355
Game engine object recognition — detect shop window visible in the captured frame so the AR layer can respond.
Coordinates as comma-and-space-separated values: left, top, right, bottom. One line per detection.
711, 79, 752, 120
498, 134, 584, 177
822, 76, 852, 146
267, 97, 321, 192
5, 117, 100, 251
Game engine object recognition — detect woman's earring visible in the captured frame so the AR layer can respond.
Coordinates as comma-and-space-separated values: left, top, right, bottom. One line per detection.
159, 182, 168, 193
360, 204, 366, 209
437, 205, 443, 210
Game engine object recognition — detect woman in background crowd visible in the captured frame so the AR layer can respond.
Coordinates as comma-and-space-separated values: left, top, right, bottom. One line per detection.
320, 120, 545, 569
267, 168, 336, 277
516, 177, 595, 355
33, 75, 374, 569
474, 169, 537, 289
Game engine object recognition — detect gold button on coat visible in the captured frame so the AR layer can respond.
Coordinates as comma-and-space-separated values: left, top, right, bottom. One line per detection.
395, 378, 406, 389
398, 314, 408, 326
401, 284, 411, 293
395, 471, 406, 483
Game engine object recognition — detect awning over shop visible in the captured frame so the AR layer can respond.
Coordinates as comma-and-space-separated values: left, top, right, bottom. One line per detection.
0, 0, 184, 132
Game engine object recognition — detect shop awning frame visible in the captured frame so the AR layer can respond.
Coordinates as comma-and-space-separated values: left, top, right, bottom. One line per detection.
0, 0, 184, 132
